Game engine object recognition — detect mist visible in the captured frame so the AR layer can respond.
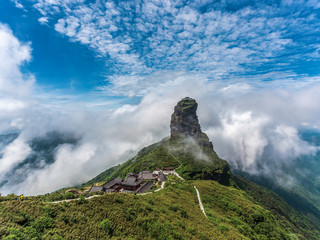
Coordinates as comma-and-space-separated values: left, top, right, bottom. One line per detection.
1, 23, 320, 195
2, 76, 320, 195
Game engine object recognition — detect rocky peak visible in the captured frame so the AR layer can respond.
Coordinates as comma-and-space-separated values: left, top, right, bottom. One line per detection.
170, 97, 213, 149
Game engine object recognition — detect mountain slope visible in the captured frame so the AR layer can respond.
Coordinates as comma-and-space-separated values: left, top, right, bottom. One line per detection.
232, 174, 320, 239
233, 129, 320, 232
0, 178, 297, 240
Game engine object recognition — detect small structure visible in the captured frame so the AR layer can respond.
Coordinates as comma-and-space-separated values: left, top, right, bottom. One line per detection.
158, 172, 167, 181
121, 173, 143, 192
164, 167, 174, 171
136, 181, 155, 193
138, 171, 157, 181
89, 168, 169, 194
102, 178, 122, 191
89, 178, 122, 193
88, 185, 104, 193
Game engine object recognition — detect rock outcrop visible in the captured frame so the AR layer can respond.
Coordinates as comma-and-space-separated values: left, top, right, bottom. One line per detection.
170, 97, 213, 149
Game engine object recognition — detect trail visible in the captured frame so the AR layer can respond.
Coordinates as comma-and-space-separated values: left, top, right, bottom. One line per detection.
49, 181, 167, 203
138, 181, 166, 195
194, 186, 208, 218
50, 195, 100, 204
172, 170, 184, 180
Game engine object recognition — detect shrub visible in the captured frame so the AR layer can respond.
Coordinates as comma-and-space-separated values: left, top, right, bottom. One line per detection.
60, 214, 68, 224
3, 228, 25, 240
23, 227, 40, 239
77, 195, 88, 205
168, 205, 178, 212
176, 221, 185, 229
145, 205, 153, 212
43, 206, 57, 218
180, 209, 188, 218
101, 218, 113, 236
64, 192, 75, 200
70, 215, 77, 224
219, 224, 229, 232
113, 197, 123, 204
200, 233, 209, 240
187, 227, 195, 235
3, 235, 19, 240
125, 208, 136, 221
31, 217, 55, 232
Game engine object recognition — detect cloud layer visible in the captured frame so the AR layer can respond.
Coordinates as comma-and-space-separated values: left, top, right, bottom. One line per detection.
1, 70, 320, 195
31, 0, 320, 95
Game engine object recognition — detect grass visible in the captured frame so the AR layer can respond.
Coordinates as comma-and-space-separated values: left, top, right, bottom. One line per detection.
0, 178, 311, 239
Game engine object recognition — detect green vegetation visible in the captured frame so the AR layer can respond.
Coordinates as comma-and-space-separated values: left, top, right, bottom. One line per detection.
232, 175, 320, 239
1, 177, 318, 239
84, 136, 230, 187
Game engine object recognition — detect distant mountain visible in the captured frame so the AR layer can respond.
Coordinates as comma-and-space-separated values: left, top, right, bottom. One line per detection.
234, 129, 320, 227
0, 132, 19, 156
0, 131, 78, 191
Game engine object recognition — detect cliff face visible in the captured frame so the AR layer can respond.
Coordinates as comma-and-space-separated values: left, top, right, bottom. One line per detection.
170, 97, 213, 149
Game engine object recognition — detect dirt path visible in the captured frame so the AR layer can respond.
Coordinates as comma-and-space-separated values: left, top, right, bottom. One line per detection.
194, 186, 208, 218
50, 195, 100, 204
138, 181, 166, 195
154, 181, 165, 192
172, 170, 184, 180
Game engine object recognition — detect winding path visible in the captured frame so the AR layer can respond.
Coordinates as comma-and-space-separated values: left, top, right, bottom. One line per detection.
50, 194, 100, 204
194, 186, 208, 218
137, 181, 166, 195
172, 170, 185, 180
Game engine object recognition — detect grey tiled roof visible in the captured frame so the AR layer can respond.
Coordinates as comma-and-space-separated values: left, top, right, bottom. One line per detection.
136, 181, 154, 193
102, 178, 123, 189
89, 186, 104, 193
159, 172, 167, 181
122, 178, 143, 187
138, 171, 157, 180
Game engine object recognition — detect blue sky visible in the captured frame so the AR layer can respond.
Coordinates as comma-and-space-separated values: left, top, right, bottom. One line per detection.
1, 0, 320, 100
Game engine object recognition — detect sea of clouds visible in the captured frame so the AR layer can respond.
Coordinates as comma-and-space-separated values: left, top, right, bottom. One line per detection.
1, 22, 320, 195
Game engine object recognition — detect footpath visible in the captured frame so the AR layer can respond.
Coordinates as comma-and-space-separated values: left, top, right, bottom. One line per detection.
50, 169, 208, 219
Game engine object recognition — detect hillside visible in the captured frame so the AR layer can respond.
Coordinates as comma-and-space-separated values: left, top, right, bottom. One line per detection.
233, 129, 320, 231
0, 177, 305, 239
232, 175, 320, 239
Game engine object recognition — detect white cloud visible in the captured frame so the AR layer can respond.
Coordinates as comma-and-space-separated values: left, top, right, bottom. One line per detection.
0, 137, 31, 178
38, 17, 49, 24
0, 24, 33, 98
1, 72, 320, 195
11, 0, 24, 9
30, 0, 320, 96
0, 23, 35, 133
